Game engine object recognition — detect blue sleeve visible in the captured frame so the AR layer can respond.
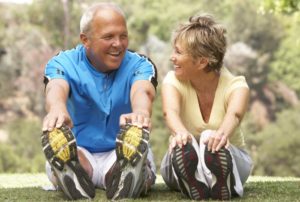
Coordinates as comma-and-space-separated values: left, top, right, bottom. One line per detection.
45, 56, 68, 79
131, 54, 158, 89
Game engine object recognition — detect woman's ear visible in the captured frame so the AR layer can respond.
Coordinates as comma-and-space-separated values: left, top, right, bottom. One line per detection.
196, 57, 209, 70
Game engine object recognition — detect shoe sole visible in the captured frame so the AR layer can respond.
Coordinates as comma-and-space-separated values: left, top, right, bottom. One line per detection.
106, 124, 149, 200
116, 124, 149, 166
41, 125, 95, 200
204, 147, 233, 200
172, 143, 209, 200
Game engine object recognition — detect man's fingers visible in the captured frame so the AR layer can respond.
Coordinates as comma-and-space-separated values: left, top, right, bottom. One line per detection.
46, 117, 58, 132
119, 114, 129, 126
142, 117, 150, 128
55, 115, 65, 128
120, 113, 150, 129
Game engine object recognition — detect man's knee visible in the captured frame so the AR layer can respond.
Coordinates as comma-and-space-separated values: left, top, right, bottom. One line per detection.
78, 149, 93, 179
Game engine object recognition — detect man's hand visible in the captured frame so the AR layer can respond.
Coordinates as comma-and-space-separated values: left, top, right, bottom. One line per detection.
42, 105, 73, 131
119, 112, 151, 129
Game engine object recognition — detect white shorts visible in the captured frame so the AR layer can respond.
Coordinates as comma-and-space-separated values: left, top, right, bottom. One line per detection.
46, 145, 156, 189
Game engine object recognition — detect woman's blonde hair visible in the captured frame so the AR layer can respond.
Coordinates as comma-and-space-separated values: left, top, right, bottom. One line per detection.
173, 14, 227, 72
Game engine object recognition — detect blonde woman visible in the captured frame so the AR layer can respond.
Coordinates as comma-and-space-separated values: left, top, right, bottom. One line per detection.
160, 14, 252, 200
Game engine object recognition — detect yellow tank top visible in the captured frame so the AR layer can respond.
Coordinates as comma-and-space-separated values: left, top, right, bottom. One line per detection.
163, 67, 249, 148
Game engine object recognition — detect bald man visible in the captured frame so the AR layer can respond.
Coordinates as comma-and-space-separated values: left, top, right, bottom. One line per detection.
42, 2, 157, 200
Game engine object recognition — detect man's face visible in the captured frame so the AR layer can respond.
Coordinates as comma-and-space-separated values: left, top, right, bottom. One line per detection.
82, 9, 129, 72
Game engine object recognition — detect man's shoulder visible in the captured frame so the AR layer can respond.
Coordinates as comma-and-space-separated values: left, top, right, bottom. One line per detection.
48, 45, 84, 67
54, 44, 83, 60
125, 50, 155, 66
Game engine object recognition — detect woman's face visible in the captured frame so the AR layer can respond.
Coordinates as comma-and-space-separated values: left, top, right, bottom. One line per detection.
170, 40, 198, 81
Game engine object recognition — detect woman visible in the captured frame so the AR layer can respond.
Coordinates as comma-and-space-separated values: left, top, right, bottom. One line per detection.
160, 14, 252, 200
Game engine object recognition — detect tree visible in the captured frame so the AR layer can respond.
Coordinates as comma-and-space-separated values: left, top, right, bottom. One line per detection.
261, 0, 300, 14
269, 13, 300, 96
248, 106, 300, 176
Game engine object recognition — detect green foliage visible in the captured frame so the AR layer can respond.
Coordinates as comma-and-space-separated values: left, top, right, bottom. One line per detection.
28, 0, 82, 48
150, 87, 169, 171
116, 0, 205, 49
0, 144, 20, 173
269, 13, 300, 96
261, 0, 300, 14
228, 0, 283, 54
248, 106, 300, 177
0, 119, 45, 173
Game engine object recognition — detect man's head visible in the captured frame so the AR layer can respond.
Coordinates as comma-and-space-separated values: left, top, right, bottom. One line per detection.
80, 3, 128, 72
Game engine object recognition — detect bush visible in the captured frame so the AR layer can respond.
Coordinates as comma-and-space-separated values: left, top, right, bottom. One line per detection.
248, 105, 300, 176
0, 119, 45, 173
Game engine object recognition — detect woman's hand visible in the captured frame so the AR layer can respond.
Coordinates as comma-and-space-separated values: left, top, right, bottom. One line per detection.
169, 131, 192, 153
203, 130, 229, 153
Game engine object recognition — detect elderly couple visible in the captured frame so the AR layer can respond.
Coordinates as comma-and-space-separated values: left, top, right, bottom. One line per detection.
41, 2, 252, 201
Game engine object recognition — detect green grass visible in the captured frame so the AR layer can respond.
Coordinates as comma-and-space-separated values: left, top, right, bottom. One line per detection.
0, 174, 300, 202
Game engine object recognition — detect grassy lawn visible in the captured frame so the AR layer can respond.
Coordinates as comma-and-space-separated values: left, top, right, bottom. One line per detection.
0, 174, 300, 202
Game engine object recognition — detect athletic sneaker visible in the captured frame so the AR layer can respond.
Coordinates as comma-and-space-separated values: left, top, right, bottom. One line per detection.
172, 143, 210, 200
41, 124, 95, 200
204, 147, 233, 200
105, 124, 150, 200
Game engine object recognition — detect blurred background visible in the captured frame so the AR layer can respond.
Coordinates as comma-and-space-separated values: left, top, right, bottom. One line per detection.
0, 0, 299, 177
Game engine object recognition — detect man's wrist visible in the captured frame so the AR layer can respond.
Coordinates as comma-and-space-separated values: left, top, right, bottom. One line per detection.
133, 110, 150, 117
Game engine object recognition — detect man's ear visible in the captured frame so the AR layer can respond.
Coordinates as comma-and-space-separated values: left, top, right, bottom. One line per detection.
80, 33, 89, 48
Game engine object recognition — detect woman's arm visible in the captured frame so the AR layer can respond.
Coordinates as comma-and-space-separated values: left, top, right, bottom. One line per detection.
206, 87, 250, 153
162, 84, 192, 151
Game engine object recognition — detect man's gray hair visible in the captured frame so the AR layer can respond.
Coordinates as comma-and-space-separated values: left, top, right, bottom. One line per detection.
80, 2, 125, 34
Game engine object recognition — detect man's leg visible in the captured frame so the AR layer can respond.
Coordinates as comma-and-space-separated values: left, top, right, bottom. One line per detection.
105, 125, 153, 200
42, 125, 95, 200
45, 148, 93, 188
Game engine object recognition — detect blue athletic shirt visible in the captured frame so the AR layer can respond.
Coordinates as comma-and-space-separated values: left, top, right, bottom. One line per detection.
44, 44, 157, 153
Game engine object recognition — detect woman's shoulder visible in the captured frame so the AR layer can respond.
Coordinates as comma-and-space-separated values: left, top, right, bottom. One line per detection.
220, 67, 248, 86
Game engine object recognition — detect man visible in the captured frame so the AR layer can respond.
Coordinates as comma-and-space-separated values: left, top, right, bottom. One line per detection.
41, 2, 157, 200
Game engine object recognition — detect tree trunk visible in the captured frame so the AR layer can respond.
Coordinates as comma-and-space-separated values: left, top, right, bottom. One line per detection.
61, 0, 70, 49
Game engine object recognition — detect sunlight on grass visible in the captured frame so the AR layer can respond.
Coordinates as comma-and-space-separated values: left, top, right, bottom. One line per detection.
0, 173, 51, 188
0, 174, 300, 201
248, 176, 300, 182
0, 173, 299, 189
0, 173, 166, 189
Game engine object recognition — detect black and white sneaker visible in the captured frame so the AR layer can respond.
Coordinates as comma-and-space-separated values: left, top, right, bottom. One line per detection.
41, 124, 95, 200
172, 143, 210, 200
105, 124, 150, 200
204, 147, 233, 200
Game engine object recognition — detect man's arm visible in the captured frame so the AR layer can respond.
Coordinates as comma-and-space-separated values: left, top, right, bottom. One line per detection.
119, 80, 156, 129
42, 79, 72, 131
